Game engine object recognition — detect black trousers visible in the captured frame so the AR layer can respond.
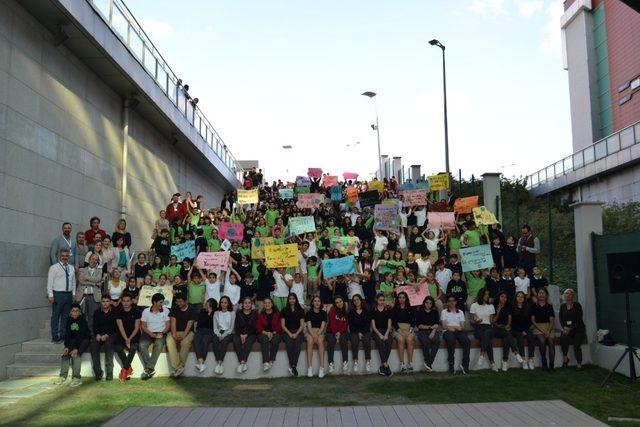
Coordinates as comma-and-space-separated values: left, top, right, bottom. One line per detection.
493, 327, 517, 361
473, 324, 495, 362
212, 335, 234, 362
373, 332, 393, 365
282, 334, 304, 367
326, 332, 350, 364
443, 330, 470, 370
560, 330, 585, 364
90, 335, 116, 377
114, 340, 139, 370
511, 329, 536, 358
258, 333, 282, 363
194, 329, 214, 360
349, 331, 371, 360
233, 334, 257, 362
417, 330, 441, 366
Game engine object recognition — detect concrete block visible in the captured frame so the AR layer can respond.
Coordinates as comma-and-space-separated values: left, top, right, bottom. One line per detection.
0, 242, 49, 276
0, 307, 47, 347
0, 1, 13, 41
20, 340, 64, 354
37, 96, 65, 137
0, 35, 9, 74
56, 135, 85, 173
59, 193, 84, 225
0, 70, 8, 104
0, 277, 47, 311
0, 208, 34, 245
7, 77, 39, 122
4, 174, 36, 213
9, 13, 42, 64
0, 343, 20, 380
9, 46, 41, 93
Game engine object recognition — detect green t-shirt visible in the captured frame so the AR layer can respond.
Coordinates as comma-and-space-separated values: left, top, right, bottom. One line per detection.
307, 263, 319, 280
463, 230, 481, 247
163, 264, 181, 280
188, 282, 206, 305
380, 282, 395, 302
255, 225, 270, 238
207, 238, 221, 252
449, 236, 461, 250
466, 275, 486, 299
265, 210, 279, 227
202, 224, 213, 240
239, 247, 250, 259
151, 267, 164, 281
325, 226, 339, 237
273, 236, 285, 245
427, 283, 439, 298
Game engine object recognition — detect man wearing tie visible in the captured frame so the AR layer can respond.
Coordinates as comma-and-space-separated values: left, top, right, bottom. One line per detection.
77, 254, 104, 335
47, 249, 76, 342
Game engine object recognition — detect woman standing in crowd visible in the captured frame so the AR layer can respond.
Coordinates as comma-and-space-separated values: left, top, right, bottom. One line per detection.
416, 296, 440, 372
256, 298, 282, 372
371, 293, 393, 377
559, 289, 585, 369
281, 293, 305, 377
108, 270, 125, 306
441, 294, 470, 375
532, 288, 556, 371
111, 236, 131, 276
348, 294, 371, 373
193, 298, 216, 373
392, 292, 415, 373
212, 296, 235, 375
326, 296, 350, 375
233, 297, 258, 374
305, 296, 327, 378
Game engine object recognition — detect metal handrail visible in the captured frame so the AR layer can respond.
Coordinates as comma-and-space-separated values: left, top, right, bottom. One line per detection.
87, 0, 241, 180
526, 120, 640, 189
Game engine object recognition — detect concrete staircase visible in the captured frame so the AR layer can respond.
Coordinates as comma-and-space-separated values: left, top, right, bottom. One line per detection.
6, 322, 63, 379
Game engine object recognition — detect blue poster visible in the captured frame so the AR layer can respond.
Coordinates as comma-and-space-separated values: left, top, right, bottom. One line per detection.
322, 255, 355, 278
279, 188, 294, 199
171, 241, 196, 262
330, 185, 343, 201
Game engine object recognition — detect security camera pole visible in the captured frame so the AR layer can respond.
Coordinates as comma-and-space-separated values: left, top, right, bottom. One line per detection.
361, 91, 383, 180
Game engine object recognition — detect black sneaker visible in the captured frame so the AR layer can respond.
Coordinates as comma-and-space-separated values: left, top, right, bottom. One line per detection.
378, 367, 385, 376
460, 365, 468, 375
141, 369, 152, 380
448, 366, 455, 375
94, 371, 103, 381
291, 366, 298, 377
148, 369, 156, 378
386, 366, 394, 377
51, 336, 60, 343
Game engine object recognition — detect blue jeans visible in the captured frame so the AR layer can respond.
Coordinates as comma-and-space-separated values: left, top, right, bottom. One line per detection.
51, 291, 73, 339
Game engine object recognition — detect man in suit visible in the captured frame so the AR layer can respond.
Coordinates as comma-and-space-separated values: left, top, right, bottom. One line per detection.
77, 254, 104, 335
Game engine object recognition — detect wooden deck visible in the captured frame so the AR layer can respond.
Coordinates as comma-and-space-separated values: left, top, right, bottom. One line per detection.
103, 400, 606, 426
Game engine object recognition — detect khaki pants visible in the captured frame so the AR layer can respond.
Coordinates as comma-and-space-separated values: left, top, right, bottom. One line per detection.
166, 331, 194, 370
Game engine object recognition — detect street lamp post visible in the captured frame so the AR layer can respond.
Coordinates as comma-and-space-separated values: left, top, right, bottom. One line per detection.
361, 91, 383, 180
429, 39, 450, 176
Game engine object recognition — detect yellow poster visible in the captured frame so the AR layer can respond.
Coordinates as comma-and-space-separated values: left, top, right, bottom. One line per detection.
427, 174, 450, 191
368, 180, 384, 192
137, 285, 174, 307
251, 237, 274, 259
472, 206, 498, 225
237, 189, 259, 205
264, 243, 299, 268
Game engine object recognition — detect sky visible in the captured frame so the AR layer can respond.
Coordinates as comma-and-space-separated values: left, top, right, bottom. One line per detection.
125, 0, 571, 182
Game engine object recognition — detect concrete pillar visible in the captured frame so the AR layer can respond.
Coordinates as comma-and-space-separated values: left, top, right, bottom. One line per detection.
392, 157, 402, 182
570, 201, 603, 343
380, 155, 390, 180
410, 165, 421, 181
481, 172, 502, 222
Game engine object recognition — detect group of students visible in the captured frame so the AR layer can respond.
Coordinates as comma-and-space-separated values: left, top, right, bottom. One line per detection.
47, 173, 587, 385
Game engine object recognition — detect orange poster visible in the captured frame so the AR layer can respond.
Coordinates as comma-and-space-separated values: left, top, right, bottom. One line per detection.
454, 196, 479, 214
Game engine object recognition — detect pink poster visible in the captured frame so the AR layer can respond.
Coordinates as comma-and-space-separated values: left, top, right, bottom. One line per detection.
218, 222, 244, 241
196, 251, 229, 271
296, 193, 325, 209
427, 212, 456, 229
323, 175, 339, 187
308, 168, 323, 179
395, 285, 431, 307
343, 172, 359, 180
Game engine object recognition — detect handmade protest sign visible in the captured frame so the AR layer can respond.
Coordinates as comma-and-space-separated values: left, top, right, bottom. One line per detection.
415, 181, 429, 190
220, 239, 231, 251
401, 182, 416, 190
289, 216, 316, 236
427, 212, 456, 229
171, 241, 195, 262
332, 236, 359, 255
196, 251, 229, 270
374, 204, 400, 233
460, 244, 494, 272
265, 243, 299, 268
308, 168, 323, 179
218, 222, 244, 241
330, 185, 343, 201
359, 190, 379, 208
323, 175, 339, 187
297, 193, 324, 209
251, 237, 274, 259
403, 189, 427, 207
395, 285, 430, 306
368, 180, 384, 192
296, 176, 311, 186
472, 206, 498, 225
454, 195, 479, 214
279, 188, 294, 199
138, 285, 173, 307
322, 255, 355, 278
236, 189, 259, 205
427, 174, 450, 191
294, 185, 310, 195
346, 187, 359, 203
343, 172, 358, 180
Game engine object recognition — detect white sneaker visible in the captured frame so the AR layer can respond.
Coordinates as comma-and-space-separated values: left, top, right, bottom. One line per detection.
353, 361, 359, 373
197, 363, 206, 373
491, 362, 499, 372
54, 376, 66, 385
522, 361, 529, 370
516, 353, 524, 364
69, 378, 82, 387
308, 367, 314, 377
242, 363, 248, 373
423, 362, 433, 372
318, 367, 325, 378
475, 355, 485, 369
528, 359, 535, 370
502, 362, 508, 372
365, 361, 372, 373
263, 362, 271, 372
342, 361, 349, 374
236, 364, 244, 374
216, 364, 224, 375
174, 365, 185, 377
328, 362, 334, 374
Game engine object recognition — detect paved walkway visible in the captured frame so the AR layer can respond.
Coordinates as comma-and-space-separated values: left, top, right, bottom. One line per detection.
0, 377, 55, 408
104, 400, 606, 426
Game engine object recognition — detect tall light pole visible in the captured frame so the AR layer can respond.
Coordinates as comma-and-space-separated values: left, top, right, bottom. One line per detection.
429, 39, 450, 176
361, 91, 383, 179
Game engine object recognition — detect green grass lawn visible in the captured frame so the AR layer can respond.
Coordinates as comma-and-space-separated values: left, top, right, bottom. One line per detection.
2, 366, 638, 426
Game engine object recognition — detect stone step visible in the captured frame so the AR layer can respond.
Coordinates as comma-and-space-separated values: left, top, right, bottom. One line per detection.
14, 353, 61, 364
39, 328, 50, 340
21, 339, 64, 354
6, 364, 60, 378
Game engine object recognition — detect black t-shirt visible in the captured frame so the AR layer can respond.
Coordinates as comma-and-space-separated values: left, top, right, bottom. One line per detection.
305, 309, 327, 328
115, 306, 141, 341
348, 308, 370, 333
405, 261, 419, 277
134, 263, 150, 279
392, 306, 415, 327
152, 237, 171, 256
511, 306, 532, 332
531, 303, 554, 323
334, 279, 348, 301
415, 308, 439, 328
319, 282, 333, 304
195, 236, 207, 253
530, 276, 549, 293
196, 309, 213, 331
372, 307, 392, 332
281, 307, 305, 332
503, 245, 518, 268
494, 305, 511, 326
240, 281, 256, 300
170, 306, 197, 331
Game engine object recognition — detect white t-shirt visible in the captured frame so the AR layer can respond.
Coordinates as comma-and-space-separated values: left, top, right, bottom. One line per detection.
415, 209, 427, 227
441, 309, 465, 328
290, 281, 305, 305
470, 302, 495, 325
374, 236, 388, 253
205, 279, 221, 302
435, 268, 452, 293
297, 252, 308, 274
348, 280, 363, 299
223, 282, 241, 305
273, 270, 293, 297
416, 258, 432, 277
514, 276, 530, 294
141, 307, 170, 333
305, 240, 318, 258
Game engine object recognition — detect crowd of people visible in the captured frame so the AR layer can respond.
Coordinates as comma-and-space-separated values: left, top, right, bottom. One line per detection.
47, 169, 586, 387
